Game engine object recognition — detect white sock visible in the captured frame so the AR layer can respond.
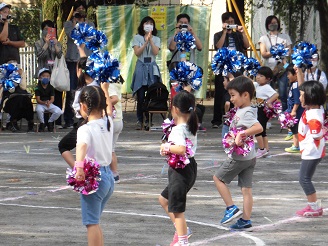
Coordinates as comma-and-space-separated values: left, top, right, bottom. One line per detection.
178, 235, 188, 245
308, 201, 319, 210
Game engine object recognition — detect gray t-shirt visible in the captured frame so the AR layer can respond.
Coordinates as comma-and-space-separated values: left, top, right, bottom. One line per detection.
229, 106, 258, 160
132, 34, 161, 63
167, 36, 196, 63
168, 123, 197, 156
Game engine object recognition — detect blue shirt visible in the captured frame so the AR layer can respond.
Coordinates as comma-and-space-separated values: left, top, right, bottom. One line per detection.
287, 81, 304, 118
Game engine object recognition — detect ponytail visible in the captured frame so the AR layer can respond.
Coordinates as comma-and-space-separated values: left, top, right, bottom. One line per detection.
187, 107, 198, 136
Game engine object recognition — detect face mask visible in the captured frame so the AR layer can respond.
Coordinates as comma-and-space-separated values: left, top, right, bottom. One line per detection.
268, 24, 278, 31
144, 24, 153, 33
41, 78, 50, 85
312, 61, 318, 67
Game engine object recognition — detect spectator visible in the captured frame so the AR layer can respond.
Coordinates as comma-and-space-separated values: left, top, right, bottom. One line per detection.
63, 0, 94, 129
212, 12, 249, 129
35, 68, 62, 132
35, 20, 63, 126
258, 15, 292, 111
303, 53, 327, 90
0, 3, 25, 65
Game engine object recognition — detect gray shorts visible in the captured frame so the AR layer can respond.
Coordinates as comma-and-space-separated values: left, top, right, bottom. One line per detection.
214, 158, 256, 188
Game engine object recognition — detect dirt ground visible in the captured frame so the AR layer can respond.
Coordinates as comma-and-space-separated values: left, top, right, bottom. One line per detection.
0, 100, 327, 246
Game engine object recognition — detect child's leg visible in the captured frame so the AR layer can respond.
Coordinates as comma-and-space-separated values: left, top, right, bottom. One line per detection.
293, 134, 299, 147
241, 187, 253, 220
299, 159, 321, 202
213, 175, 233, 206
255, 135, 264, 149
158, 195, 176, 223
35, 104, 46, 123
174, 212, 187, 236
87, 224, 103, 246
263, 136, 269, 150
48, 104, 62, 123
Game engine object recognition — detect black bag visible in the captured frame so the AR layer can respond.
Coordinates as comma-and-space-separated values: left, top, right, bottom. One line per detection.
166, 50, 178, 70
143, 82, 169, 112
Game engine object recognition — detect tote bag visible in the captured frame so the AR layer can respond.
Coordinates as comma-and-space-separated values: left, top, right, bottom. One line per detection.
50, 56, 70, 91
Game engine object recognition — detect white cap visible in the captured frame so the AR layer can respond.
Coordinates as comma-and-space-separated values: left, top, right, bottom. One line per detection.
0, 3, 11, 10
38, 68, 51, 77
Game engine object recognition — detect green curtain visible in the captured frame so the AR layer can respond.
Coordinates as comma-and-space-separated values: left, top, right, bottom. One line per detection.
97, 4, 211, 98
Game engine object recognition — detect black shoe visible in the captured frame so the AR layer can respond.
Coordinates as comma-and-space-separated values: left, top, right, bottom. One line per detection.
144, 122, 149, 131
27, 121, 34, 132
7, 122, 19, 132
48, 122, 54, 132
39, 123, 45, 132
135, 121, 142, 130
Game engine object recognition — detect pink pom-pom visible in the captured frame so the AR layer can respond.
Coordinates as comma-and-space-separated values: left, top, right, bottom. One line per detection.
223, 107, 237, 126
161, 118, 175, 142
323, 115, 328, 141
165, 138, 194, 169
279, 112, 299, 129
66, 158, 101, 195
263, 101, 282, 119
222, 128, 254, 157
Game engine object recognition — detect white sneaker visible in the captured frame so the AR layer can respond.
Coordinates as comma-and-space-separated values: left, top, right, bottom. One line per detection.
256, 148, 268, 158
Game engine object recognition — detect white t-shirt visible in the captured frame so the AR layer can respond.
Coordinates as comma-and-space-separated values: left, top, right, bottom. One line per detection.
77, 117, 114, 166
258, 33, 292, 70
298, 107, 326, 160
253, 82, 277, 100
108, 83, 122, 121
168, 123, 197, 156
304, 68, 328, 90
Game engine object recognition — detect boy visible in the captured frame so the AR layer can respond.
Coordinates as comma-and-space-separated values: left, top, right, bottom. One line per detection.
35, 68, 62, 132
284, 65, 304, 153
213, 76, 263, 230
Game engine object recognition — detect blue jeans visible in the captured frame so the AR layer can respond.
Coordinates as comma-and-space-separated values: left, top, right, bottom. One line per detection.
278, 71, 288, 111
221, 124, 229, 139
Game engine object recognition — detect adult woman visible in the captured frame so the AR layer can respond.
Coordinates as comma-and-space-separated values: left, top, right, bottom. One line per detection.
258, 15, 292, 112
130, 16, 162, 130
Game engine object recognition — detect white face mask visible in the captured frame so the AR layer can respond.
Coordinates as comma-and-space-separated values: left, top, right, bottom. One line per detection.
144, 24, 153, 33
312, 61, 318, 67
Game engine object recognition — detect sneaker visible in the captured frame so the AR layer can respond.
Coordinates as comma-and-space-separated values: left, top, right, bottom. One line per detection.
296, 205, 323, 217
256, 148, 269, 158
171, 228, 192, 246
284, 132, 293, 141
39, 123, 45, 132
212, 124, 220, 128
230, 218, 252, 230
48, 122, 54, 132
220, 205, 243, 224
27, 121, 34, 133
198, 125, 207, 132
285, 145, 300, 153
114, 175, 120, 184
7, 122, 19, 132
58, 123, 73, 129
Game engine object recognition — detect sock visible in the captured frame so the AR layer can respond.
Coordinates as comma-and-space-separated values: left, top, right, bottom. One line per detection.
178, 235, 188, 245
227, 205, 235, 210
308, 201, 319, 210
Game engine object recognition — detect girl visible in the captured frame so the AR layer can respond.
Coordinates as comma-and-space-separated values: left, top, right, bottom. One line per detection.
130, 16, 162, 130
296, 80, 325, 217
75, 85, 114, 245
254, 67, 279, 158
159, 90, 198, 246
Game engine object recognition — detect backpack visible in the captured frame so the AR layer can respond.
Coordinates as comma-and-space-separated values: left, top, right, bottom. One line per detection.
143, 82, 169, 112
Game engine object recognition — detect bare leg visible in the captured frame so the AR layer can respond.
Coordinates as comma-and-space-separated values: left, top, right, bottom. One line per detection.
263, 136, 269, 150
241, 187, 253, 220
307, 193, 317, 203
293, 134, 299, 148
61, 150, 75, 168
174, 212, 187, 236
87, 224, 103, 246
110, 152, 118, 174
159, 195, 175, 223
213, 175, 233, 206
255, 136, 264, 149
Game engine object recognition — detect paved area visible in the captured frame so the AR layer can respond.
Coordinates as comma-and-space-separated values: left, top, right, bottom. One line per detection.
0, 99, 327, 246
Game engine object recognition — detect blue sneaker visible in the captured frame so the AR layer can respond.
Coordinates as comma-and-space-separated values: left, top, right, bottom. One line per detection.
220, 205, 243, 224
230, 218, 252, 230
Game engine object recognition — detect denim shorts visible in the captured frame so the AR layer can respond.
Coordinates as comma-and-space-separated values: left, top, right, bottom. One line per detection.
80, 165, 114, 225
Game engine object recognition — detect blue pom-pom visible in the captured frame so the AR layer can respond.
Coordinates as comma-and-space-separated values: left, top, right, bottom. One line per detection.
291, 41, 317, 68
270, 44, 289, 60
174, 31, 196, 52
170, 61, 203, 91
0, 63, 21, 92
98, 51, 121, 83
211, 48, 246, 76
244, 57, 261, 76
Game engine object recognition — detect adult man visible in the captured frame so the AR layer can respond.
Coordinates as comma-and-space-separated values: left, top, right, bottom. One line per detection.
211, 12, 249, 128
62, 0, 94, 128
0, 3, 25, 65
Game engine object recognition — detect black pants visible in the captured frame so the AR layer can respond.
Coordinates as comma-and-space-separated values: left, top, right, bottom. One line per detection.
255, 107, 269, 137
212, 74, 225, 125
53, 89, 63, 125
58, 118, 83, 154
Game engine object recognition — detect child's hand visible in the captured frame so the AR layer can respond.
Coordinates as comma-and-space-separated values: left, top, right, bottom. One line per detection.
291, 111, 296, 117
75, 168, 85, 181
235, 131, 246, 146
160, 143, 166, 156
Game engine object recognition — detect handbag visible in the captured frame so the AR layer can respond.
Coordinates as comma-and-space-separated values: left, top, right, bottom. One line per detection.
50, 56, 70, 91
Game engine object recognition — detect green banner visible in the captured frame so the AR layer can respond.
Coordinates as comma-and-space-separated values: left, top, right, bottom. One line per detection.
97, 4, 211, 98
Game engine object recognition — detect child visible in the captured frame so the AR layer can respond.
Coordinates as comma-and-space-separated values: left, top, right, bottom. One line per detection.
213, 76, 263, 230
74, 85, 115, 245
295, 80, 326, 217
35, 68, 62, 132
254, 67, 279, 158
159, 90, 198, 246
284, 65, 304, 153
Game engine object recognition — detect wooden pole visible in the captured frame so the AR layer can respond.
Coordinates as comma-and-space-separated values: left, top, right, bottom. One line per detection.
227, 0, 233, 12
230, 0, 262, 64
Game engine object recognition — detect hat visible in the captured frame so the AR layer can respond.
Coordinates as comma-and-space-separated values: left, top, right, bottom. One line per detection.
38, 68, 51, 77
0, 3, 11, 10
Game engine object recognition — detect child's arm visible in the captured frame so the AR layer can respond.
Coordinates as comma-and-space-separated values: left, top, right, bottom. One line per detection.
160, 143, 186, 156
224, 101, 231, 113
235, 122, 263, 146
75, 142, 87, 180
110, 95, 119, 106
296, 66, 304, 86
266, 92, 279, 107
291, 104, 299, 117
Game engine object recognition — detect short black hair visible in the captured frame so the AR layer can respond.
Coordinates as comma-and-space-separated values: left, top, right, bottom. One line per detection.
137, 16, 158, 36
299, 80, 326, 106
176, 13, 190, 23
41, 20, 54, 30
265, 15, 280, 31
221, 12, 235, 22
226, 76, 255, 99
286, 64, 296, 75
257, 66, 273, 79
73, 0, 87, 11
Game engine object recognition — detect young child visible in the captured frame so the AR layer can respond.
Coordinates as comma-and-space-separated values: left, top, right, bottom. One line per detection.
254, 66, 279, 158
35, 68, 62, 132
296, 80, 326, 217
213, 76, 263, 230
159, 90, 198, 246
284, 65, 304, 153
74, 85, 115, 245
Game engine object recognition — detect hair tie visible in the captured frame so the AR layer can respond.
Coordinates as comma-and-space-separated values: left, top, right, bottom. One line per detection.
82, 69, 85, 73
188, 106, 193, 112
